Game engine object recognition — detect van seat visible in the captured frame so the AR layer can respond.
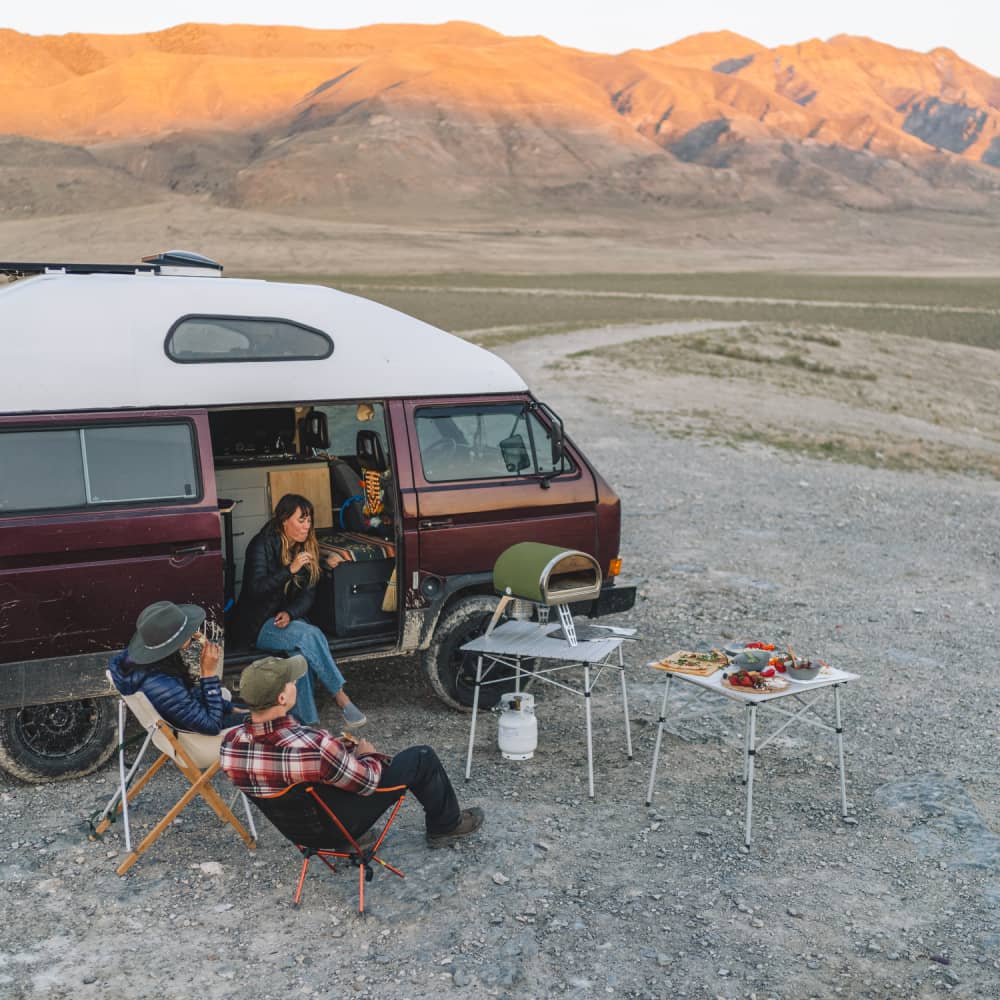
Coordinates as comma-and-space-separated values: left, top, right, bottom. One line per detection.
316, 530, 396, 564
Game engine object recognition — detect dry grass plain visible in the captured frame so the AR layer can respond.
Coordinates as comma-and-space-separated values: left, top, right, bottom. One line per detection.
279, 271, 1000, 479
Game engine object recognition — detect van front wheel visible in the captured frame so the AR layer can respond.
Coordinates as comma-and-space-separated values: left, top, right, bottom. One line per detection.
422, 595, 534, 712
0, 699, 117, 783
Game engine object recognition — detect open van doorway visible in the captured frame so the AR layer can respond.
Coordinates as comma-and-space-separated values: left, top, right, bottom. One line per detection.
208, 401, 401, 667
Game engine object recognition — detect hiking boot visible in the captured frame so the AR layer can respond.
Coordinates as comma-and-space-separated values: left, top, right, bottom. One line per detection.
341, 702, 367, 729
426, 807, 485, 847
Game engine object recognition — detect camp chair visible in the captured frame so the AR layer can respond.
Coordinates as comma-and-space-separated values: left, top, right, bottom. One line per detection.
91, 677, 257, 876
248, 782, 407, 914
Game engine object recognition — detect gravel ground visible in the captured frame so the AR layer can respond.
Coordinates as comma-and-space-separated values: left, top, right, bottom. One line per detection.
1, 325, 998, 1000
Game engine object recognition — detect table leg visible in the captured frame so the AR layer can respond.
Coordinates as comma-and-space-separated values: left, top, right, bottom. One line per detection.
618, 646, 633, 761
834, 684, 850, 818
645, 674, 673, 806
584, 664, 595, 799
742, 705, 752, 785
744, 702, 757, 847
464, 654, 485, 783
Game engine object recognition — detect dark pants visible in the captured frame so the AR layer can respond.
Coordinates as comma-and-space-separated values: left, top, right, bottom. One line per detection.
343, 745, 461, 836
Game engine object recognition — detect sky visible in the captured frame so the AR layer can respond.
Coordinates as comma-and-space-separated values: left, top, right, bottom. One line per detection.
5, 1, 1000, 77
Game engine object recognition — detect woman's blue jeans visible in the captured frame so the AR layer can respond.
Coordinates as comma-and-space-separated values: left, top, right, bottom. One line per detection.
255, 618, 345, 725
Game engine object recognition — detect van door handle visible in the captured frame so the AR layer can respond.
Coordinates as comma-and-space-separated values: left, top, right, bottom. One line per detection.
173, 544, 208, 557
419, 518, 454, 529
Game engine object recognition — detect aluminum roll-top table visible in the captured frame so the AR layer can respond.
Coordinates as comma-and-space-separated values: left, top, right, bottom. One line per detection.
645, 663, 860, 846
461, 619, 634, 799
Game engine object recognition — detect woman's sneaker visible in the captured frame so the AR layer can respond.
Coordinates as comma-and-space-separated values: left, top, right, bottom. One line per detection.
341, 701, 367, 728
426, 807, 485, 847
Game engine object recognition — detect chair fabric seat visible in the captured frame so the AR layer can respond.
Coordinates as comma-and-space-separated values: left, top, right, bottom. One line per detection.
250, 782, 394, 850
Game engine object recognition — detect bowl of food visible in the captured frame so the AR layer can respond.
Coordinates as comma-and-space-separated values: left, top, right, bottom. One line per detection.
730, 647, 773, 671
723, 640, 776, 657
785, 657, 823, 681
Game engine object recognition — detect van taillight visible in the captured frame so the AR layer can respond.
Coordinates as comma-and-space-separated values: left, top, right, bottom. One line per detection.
608, 557, 622, 578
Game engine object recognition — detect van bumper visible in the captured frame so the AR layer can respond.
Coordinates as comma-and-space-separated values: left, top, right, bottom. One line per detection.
586, 581, 636, 618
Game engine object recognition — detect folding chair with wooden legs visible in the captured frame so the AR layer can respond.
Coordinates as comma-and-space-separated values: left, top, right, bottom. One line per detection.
249, 782, 407, 915
91, 684, 256, 876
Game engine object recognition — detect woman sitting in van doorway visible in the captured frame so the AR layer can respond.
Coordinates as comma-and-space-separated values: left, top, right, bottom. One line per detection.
236, 492, 366, 729
109, 601, 245, 735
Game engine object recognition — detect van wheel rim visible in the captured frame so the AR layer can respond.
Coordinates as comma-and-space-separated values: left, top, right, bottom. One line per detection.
13, 702, 101, 760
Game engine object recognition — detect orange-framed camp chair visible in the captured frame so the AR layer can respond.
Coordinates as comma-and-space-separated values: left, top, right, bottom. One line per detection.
248, 781, 407, 914
90, 677, 257, 876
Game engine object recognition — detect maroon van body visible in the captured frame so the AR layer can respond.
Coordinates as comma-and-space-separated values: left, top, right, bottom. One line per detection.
0, 260, 635, 782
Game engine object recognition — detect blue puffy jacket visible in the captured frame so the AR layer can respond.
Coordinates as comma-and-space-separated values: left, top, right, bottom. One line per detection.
109, 650, 229, 735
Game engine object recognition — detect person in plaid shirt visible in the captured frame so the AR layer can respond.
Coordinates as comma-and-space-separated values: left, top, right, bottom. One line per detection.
221, 655, 484, 844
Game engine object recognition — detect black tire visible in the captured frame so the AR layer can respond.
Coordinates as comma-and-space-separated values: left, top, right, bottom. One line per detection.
422, 595, 533, 712
0, 698, 117, 783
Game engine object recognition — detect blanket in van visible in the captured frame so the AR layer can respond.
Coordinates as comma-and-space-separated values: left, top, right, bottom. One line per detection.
316, 530, 396, 564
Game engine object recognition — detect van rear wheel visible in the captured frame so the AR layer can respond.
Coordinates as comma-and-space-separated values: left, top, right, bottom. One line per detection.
0, 698, 117, 783
422, 595, 534, 712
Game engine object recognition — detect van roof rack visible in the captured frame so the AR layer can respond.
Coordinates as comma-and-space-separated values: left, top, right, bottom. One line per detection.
0, 250, 223, 279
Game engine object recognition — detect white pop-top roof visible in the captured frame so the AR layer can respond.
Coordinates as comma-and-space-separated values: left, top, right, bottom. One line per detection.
0, 272, 527, 414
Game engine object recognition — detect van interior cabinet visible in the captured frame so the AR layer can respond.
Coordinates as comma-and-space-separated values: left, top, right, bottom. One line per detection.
215, 462, 331, 597
267, 466, 334, 527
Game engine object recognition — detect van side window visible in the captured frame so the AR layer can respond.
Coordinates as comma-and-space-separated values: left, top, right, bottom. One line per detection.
166, 316, 333, 363
415, 404, 572, 483
0, 423, 200, 514
313, 403, 388, 456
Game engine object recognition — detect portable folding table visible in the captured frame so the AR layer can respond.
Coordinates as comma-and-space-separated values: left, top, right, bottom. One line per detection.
461, 619, 634, 798
644, 664, 859, 845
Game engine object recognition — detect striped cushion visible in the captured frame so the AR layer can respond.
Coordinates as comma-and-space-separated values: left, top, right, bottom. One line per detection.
317, 530, 396, 563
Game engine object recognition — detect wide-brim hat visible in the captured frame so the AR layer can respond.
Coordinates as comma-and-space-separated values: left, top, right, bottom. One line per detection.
127, 601, 206, 665
239, 654, 308, 711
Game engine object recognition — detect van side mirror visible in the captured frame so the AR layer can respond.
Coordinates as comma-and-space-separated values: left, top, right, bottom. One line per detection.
500, 433, 531, 473
549, 419, 564, 467
537, 402, 565, 467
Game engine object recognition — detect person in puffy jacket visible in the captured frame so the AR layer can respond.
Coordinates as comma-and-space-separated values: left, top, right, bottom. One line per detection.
234, 492, 366, 730
109, 601, 244, 735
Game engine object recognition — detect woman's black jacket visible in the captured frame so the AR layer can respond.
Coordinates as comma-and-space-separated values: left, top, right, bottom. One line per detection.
235, 524, 316, 645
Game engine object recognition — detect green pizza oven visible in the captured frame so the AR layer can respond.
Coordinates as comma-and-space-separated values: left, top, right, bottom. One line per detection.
493, 542, 603, 607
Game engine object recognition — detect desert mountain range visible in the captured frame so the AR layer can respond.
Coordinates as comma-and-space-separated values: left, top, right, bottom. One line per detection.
2, 21, 1000, 270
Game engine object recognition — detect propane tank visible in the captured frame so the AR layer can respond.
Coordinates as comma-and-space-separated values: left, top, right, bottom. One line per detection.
497, 692, 538, 760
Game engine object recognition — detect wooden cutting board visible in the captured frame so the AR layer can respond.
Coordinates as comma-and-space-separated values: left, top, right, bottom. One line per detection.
649, 650, 728, 676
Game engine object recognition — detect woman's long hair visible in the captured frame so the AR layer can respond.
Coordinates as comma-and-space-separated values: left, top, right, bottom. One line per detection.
122, 651, 193, 686
271, 493, 321, 589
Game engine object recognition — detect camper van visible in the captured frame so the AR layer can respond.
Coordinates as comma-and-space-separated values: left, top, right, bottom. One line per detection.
0, 252, 634, 782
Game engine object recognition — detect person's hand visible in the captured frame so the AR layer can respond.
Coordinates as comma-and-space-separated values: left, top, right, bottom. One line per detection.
325, 552, 344, 569
355, 738, 376, 756
199, 641, 222, 678
289, 550, 312, 574
273, 611, 291, 628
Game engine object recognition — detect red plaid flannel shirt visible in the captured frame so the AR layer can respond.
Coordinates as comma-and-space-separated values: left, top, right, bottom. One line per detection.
219, 715, 385, 798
